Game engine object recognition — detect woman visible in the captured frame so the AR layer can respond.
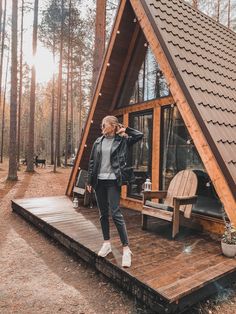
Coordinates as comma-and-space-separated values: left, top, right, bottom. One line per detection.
87, 115, 143, 267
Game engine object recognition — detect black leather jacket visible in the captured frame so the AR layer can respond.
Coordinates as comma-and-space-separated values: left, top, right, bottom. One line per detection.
87, 127, 143, 189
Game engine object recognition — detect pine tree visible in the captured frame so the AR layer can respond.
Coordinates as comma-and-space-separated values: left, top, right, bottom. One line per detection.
26, 0, 39, 172
92, 0, 106, 91
8, 0, 18, 180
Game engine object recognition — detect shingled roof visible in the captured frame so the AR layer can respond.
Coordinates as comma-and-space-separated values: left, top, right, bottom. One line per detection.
140, 0, 236, 196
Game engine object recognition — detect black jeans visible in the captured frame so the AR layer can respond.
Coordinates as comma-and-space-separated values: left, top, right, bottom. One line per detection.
95, 179, 129, 246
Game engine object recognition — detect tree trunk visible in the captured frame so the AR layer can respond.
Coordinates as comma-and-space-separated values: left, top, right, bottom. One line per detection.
51, 32, 56, 165
8, 0, 18, 181
78, 56, 82, 141
65, 0, 72, 167
17, 0, 24, 162
0, 0, 6, 149
0, 0, 2, 43
217, 0, 220, 23
26, 0, 39, 172
70, 46, 73, 156
192, 0, 198, 9
54, 0, 64, 171
227, 0, 231, 28
92, 0, 106, 91
0, 45, 9, 162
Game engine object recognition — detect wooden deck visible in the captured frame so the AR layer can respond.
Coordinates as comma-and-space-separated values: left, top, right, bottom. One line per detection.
12, 196, 236, 313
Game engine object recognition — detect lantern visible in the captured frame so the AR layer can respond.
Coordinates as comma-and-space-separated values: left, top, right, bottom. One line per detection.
73, 197, 79, 208
144, 178, 152, 191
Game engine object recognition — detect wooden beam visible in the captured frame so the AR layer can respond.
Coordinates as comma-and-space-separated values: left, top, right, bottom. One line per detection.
112, 95, 173, 116
121, 113, 129, 199
130, 0, 236, 224
110, 23, 140, 112
120, 197, 143, 211
152, 106, 161, 191
66, 0, 127, 196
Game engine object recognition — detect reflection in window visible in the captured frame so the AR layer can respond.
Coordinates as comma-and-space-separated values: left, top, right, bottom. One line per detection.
117, 32, 169, 107
129, 48, 169, 104
161, 105, 222, 217
161, 105, 204, 190
127, 112, 153, 198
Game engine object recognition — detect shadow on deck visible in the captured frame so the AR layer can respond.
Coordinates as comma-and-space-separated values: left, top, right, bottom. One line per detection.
11, 195, 236, 314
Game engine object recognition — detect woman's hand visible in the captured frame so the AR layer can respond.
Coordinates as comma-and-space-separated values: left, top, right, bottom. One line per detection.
116, 124, 128, 138
87, 185, 92, 193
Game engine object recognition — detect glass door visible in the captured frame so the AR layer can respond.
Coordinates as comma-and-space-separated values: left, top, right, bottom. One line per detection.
127, 111, 153, 199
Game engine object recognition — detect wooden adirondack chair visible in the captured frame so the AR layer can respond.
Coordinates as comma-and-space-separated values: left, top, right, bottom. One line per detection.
142, 170, 198, 238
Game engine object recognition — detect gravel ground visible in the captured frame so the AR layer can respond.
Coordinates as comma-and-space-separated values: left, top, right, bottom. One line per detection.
0, 160, 236, 314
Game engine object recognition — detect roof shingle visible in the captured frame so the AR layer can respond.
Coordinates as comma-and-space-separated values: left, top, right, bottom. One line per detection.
144, 0, 236, 190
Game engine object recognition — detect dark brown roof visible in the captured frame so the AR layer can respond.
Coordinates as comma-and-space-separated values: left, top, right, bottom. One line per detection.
141, 0, 236, 195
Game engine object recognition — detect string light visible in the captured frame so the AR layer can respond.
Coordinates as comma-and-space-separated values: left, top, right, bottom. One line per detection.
107, 63, 110, 67
117, 30, 120, 34
99, 92, 102, 96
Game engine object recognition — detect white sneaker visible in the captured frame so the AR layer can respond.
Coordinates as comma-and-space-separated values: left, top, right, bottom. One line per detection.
98, 242, 112, 257
122, 247, 132, 268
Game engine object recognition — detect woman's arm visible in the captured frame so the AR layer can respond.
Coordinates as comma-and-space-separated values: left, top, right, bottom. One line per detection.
87, 142, 96, 190
124, 126, 143, 146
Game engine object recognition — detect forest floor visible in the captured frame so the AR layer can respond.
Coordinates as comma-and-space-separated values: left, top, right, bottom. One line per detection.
0, 160, 236, 314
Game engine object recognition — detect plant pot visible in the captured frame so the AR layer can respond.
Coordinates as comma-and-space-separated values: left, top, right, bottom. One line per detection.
221, 240, 236, 258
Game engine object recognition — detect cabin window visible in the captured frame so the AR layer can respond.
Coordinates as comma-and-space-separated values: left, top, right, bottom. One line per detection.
161, 105, 222, 218
127, 111, 153, 199
117, 32, 169, 107
161, 105, 204, 190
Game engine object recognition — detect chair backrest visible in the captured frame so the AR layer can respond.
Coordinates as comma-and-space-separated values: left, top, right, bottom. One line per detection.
164, 170, 198, 215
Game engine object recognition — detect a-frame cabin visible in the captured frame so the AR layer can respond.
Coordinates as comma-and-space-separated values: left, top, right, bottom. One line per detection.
67, 0, 236, 233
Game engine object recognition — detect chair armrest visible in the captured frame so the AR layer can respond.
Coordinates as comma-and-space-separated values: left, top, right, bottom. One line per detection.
173, 195, 198, 219
173, 195, 197, 206
143, 190, 167, 203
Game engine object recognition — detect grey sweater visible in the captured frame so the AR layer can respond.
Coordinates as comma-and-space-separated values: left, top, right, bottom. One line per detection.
98, 136, 116, 180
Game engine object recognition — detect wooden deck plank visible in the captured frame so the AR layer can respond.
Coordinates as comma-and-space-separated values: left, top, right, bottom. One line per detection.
12, 195, 236, 314
159, 260, 236, 301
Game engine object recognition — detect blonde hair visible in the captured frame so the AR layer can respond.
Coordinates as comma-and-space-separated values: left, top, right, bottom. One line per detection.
102, 115, 119, 130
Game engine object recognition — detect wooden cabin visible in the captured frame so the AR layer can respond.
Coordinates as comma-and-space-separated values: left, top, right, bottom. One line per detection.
67, 0, 236, 234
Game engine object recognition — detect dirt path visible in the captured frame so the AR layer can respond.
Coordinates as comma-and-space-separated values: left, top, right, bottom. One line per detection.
0, 161, 236, 314
0, 162, 138, 314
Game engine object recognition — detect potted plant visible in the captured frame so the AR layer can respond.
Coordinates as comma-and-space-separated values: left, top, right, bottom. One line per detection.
221, 207, 236, 258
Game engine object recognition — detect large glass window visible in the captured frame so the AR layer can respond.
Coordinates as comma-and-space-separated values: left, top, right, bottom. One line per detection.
127, 111, 153, 198
161, 105, 204, 189
161, 105, 222, 218
117, 32, 169, 107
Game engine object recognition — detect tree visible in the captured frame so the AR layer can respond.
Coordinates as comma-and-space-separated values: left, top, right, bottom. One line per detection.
54, 0, 64, 171
26, 0, 39, 172
227, 0, 231, 28
8, 0, 18, 180
216, 0, 221, 22
39, 0, 61, 165
0, 0, 6, 163
92, 0, 106, 91
17, 0, 24, 162
192, 0, 199, 9
0, 0, 2, 40
0, 47, 9, 162
64, 0, 72, 167
50, 35, 56, 165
